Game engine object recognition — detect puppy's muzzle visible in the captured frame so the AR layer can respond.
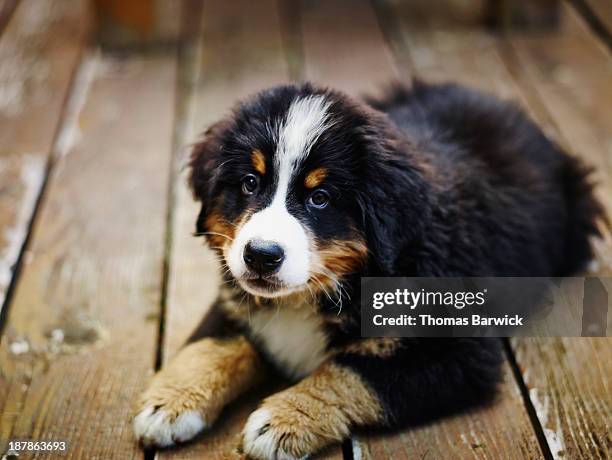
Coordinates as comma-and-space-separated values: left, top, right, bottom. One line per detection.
243, 239, 285, 276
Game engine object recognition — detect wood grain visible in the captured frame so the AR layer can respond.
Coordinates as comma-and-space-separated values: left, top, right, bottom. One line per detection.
511, 337, 611, 459
0, 54, 177, 458
0, 0, 90, 309
300, 0, 398, 95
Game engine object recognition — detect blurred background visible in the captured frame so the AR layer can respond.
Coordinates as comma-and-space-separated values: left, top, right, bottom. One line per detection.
0, 1, 610, 459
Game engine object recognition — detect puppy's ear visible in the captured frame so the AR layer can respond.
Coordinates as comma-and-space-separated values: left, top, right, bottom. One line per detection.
189, 121, 227, 200
188, 121, 228, 232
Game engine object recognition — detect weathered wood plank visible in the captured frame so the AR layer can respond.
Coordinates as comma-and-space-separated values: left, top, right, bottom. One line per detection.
511, 337, 611, 459
156, 1, 347, 459
373, 0, 527, 103
0, 54, 176, 458
0, 0, 90, 310
501, 4, 612, 458
300, 0, 398, 94
320, 1, 546, 457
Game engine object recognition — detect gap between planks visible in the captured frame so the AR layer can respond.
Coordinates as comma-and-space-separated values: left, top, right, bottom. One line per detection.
0, 53, 96, 328
568, 0, 612, 52
0, 0, 92, 330
0, 0, 18, 40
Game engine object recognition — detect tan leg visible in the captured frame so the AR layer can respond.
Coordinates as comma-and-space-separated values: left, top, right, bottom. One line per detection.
134, 336, 263, 447
240, 363, 383, 459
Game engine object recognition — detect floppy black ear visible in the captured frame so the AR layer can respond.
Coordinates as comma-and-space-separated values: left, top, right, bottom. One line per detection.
189, 121, 227, 201
356, 115, 431, 275
188, 121, 228, 232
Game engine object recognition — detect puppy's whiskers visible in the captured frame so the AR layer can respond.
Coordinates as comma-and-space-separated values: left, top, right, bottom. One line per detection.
310, 273, 341, 314
193, 231, 234, 241
236, 291, 251, 325
310, 265, 347, 315
219, 218, 239, 229
258, 301, 281, 334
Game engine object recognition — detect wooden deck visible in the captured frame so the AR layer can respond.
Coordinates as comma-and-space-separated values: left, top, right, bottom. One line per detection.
0, 0, 610, 458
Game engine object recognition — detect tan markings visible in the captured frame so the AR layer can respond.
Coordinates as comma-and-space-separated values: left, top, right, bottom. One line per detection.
304, 167, 327, 188
204, 210, 235, 249
311, 238, 368, 292
135, 336, 263, 445
343, 337, 401, 358
240, 363, 382, 458
251, 149, 266, 175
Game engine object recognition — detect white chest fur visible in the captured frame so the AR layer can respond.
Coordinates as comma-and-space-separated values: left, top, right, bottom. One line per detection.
246, 304, 329, 380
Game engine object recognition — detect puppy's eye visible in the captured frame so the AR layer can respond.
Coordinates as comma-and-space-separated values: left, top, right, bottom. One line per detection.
241, 174, 259, 195
308, 189, 330, 209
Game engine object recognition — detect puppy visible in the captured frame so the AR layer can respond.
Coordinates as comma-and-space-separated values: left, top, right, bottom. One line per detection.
133, 81, 602, 459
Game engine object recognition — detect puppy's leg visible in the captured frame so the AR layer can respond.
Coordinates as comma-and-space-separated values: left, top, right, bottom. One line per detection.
240, 338, 503, 459
134, 335, 263, 447
240, 362, 383, 460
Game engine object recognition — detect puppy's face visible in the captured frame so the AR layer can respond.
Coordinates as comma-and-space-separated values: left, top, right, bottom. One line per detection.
190, 85, 372, 298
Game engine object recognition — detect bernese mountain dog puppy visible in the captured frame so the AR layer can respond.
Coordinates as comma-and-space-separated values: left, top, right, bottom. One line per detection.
133, 81, 602, 459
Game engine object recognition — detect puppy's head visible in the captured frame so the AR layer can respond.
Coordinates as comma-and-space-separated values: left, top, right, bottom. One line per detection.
189, 84, 424, 298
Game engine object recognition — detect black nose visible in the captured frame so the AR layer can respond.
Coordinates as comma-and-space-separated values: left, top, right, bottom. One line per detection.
243, 240, 285, 275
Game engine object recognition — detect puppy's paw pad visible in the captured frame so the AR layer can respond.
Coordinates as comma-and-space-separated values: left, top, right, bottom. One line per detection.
133, 406, 206, 448
241, 408, 309, 460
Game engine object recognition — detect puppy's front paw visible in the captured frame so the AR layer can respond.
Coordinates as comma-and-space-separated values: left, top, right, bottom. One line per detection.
240, 364, 382, 459
132, 368, 216, 448
241, 407, 310, 460
241, 391, 348, 460
133, 337, 262, 448
133, 405, 207, 448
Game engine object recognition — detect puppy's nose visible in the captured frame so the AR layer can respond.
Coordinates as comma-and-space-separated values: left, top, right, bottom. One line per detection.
243, 239, 285, 275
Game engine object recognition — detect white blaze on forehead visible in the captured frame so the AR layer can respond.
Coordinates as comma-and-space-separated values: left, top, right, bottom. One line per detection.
276, 94, 333, 176
226, 95, 333, 295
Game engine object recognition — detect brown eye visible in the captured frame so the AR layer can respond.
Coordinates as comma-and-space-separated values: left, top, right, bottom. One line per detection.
241, 174, 259, 195
308, 189, 330, 209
